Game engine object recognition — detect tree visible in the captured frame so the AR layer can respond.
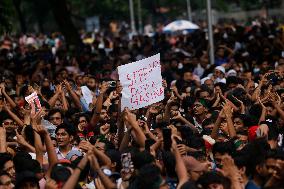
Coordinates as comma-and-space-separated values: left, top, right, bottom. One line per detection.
0, 0, 13, 34
48, 0, 82, 48
12, 0, 27, 33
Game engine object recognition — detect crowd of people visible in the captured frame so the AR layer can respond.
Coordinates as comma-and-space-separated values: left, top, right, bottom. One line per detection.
0, 18, 284, 189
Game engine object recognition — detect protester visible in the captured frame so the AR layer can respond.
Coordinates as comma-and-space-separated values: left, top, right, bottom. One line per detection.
0, 18, 284, 189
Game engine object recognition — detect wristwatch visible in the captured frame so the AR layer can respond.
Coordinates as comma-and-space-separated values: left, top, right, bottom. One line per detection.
102, 168, 112, 176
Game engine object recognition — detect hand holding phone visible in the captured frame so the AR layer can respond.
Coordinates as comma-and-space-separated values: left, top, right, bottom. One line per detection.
108, 81, 117, 88
121, 153, 133, 174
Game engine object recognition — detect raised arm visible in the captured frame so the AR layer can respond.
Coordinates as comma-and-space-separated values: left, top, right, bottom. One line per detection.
89, 152, 117, 189
223, 102, 236, 138
211, 109, 224, 140
15, 130, 35, 153
0, 127, 7, 153
119, 128, 131, 152
164, 96, 176, 123
172, 111, 199, 133
1, 84, 17, 109
32, 116, 58, 177
171, 136, 189, 189
34, 131, 44, 166
90, 82, 109, 127
251, 74, 267, 102
60, 84, 69, 112
2, 100, 24, 126
124, 108, 146, 150
48, 85, 61, 107
272, 95, 284, 120
258, 98, 267, 124
79, 140, 111, 167
64, 80, 82, 110
62, 153, 89, 189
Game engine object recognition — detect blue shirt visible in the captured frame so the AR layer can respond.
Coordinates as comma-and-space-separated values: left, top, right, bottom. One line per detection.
245, 180, 261, 189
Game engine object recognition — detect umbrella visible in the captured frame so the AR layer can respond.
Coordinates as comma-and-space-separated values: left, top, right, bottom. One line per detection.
163, 20, 199, 33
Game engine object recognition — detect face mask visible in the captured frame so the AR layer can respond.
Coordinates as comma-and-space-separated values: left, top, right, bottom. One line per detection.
253, 67, 260, 73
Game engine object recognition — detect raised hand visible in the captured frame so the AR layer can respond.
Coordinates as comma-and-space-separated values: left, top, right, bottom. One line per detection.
109, 91, 119, 100
123, 108, 137, 125
0, 83, 5, 94
55, 84, 62, 94
259, 73, 268, 86
15, 130, 28, 147
222, 101, 233, 118
63, 80, 72, 91
79, 140, 93, 152
139, 120, 149, 133
74, 87, 83, 97
258, 97, 266, 110
232, 95, 245, 113
171, 111, 182, 120
31, 109, 44, 125
32, 124, 48, 136
100, 123, 110, 135
177, 144, 189, 155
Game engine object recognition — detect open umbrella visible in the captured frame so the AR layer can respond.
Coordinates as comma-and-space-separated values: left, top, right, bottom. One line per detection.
163, 20, 199, 33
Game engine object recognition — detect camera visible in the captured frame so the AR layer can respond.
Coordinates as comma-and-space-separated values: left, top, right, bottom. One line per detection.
266, 72, 282, 85
108, 81, 117, 88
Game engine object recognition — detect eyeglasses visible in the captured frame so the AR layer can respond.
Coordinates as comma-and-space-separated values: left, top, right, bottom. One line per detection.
3, 121, 15, 125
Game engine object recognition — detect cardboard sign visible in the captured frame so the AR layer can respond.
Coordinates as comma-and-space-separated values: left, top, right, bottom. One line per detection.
25, 92, 42, 116
118, 54, 164, 110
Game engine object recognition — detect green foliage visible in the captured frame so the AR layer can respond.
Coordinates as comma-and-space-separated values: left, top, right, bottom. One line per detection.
239, 0, 263, 10
213, 0, 229, 11
0, 0, 13, 34
69, 0, 130, 21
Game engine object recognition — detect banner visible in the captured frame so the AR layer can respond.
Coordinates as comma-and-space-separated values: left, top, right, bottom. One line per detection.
118, 54, 164, 110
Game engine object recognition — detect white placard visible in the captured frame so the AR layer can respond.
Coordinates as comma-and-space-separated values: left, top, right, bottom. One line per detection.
118, 53, 164, 110
25, 92, 42, 116
81, 86, 94, 105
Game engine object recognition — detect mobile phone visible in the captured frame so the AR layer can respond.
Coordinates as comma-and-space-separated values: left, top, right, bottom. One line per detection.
256, 128, 261, 137
175, 138, 184, 145
162, 128, 172, 151
121, 153, 132, 174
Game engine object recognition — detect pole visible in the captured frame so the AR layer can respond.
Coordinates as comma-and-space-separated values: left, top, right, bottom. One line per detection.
129, 0, 136, 33
186, 0, 192, 21
137, 0, 143, 34
206, 0, 214, 65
